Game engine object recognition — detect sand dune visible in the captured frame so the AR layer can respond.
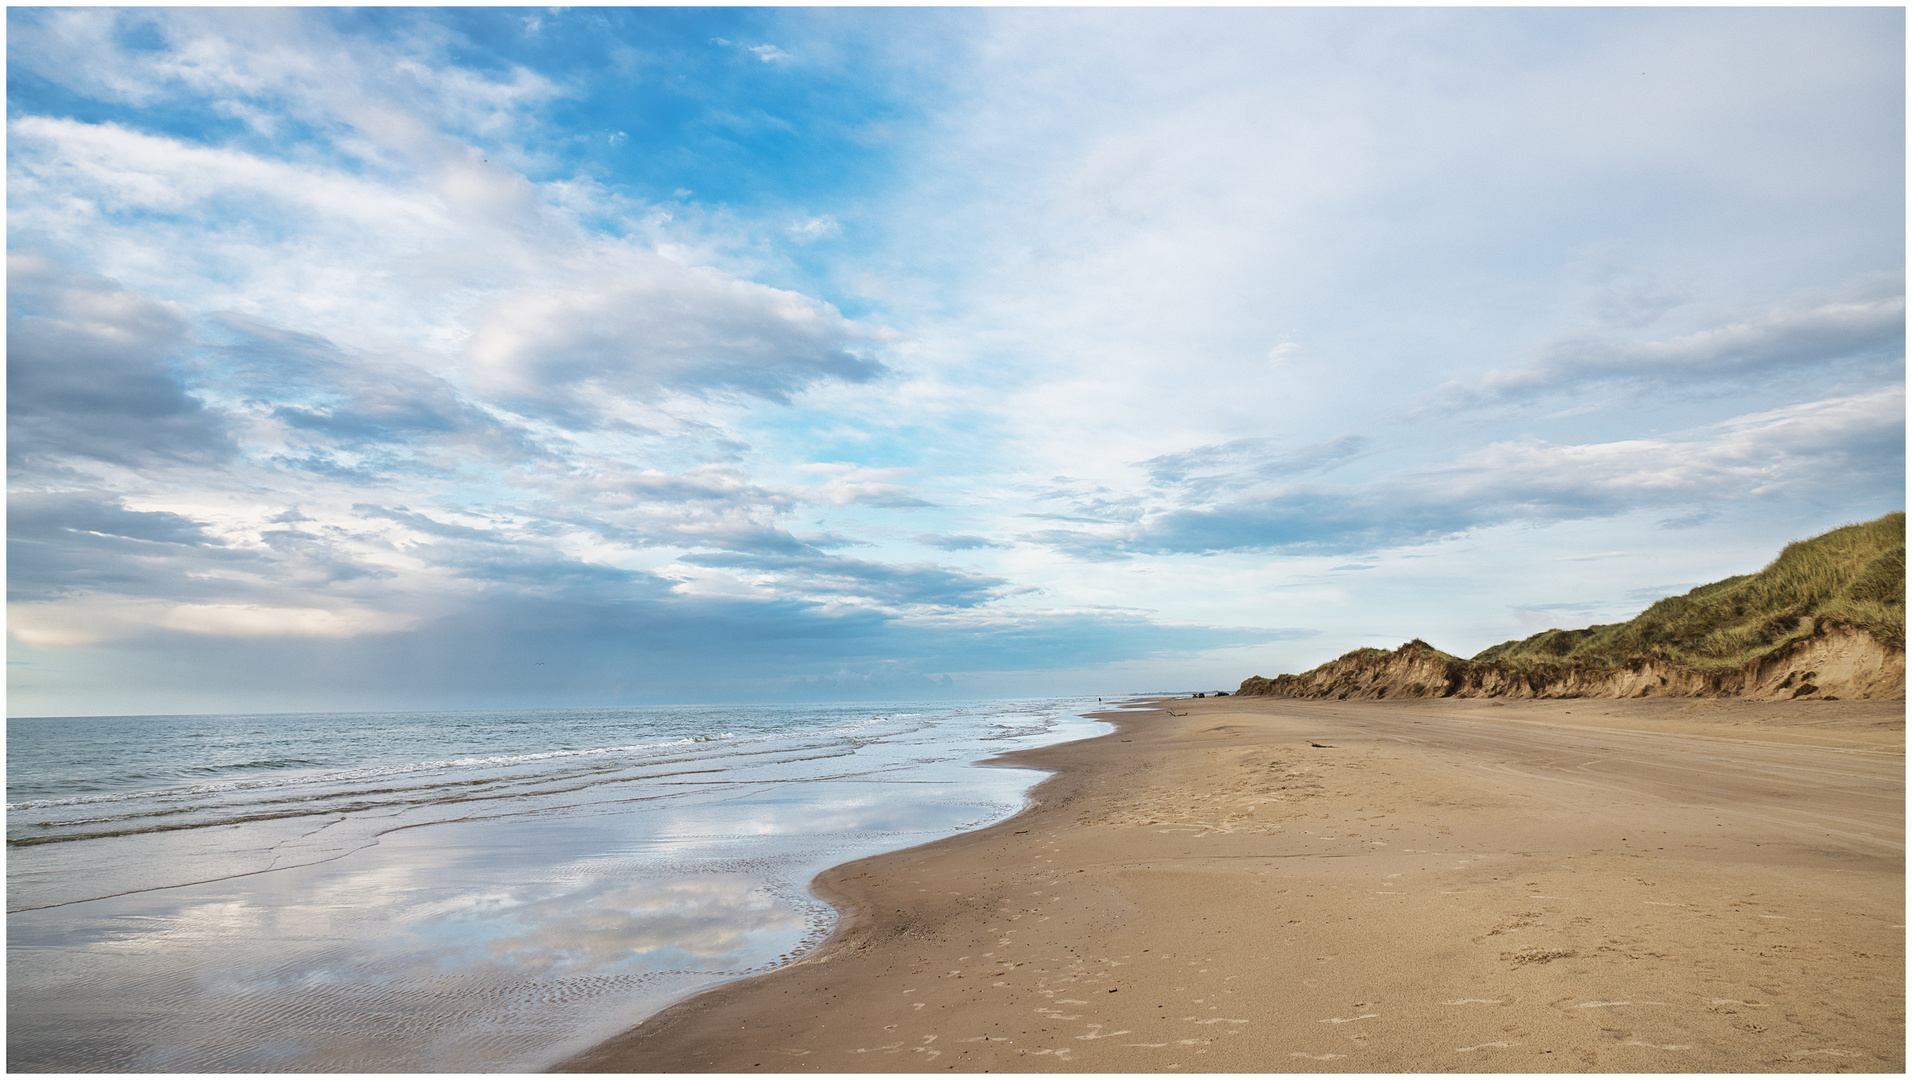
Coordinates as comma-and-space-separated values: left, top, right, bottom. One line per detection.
1239, 625, 1904, 703
1241, 513, 1907, 704
558, 696, 1904, 1073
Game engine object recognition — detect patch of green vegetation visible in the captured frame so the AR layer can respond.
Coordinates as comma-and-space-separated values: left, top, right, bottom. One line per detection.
1474, 512, 1906, 670
1394, 638, 1461, 661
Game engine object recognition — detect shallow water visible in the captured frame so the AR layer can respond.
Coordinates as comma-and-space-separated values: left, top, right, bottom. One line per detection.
7, 699, 1107, 1071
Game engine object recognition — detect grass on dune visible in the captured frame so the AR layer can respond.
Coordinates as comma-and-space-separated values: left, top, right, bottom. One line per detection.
1473, 512, 1906, 671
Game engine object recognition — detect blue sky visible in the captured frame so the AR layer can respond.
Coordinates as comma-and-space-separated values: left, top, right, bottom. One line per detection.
8, 7, 1905, 716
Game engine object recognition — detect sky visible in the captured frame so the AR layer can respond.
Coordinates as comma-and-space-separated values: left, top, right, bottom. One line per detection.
7, 6, 1905, 717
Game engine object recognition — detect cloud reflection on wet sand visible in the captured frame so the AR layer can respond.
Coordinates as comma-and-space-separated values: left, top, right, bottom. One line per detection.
6, 711, 1108, 1073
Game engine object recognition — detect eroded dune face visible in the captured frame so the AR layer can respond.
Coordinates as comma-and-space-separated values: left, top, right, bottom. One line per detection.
1244, 513, 1907, 704
1240, 625, 1905, 702
1741, 624, 1907, 700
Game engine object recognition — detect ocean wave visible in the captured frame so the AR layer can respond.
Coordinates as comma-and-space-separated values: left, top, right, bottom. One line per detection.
5, 733, 747, 813
5, 705, 1071, 858
1, 711, 925, 814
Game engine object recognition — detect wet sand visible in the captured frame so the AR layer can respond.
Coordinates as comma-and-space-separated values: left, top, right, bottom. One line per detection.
557, 696, 1905, 1072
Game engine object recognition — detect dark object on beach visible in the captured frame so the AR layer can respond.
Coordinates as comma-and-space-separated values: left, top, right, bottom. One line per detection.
1309, 742, 1332, 748
1213, 691, 1230, 696
1193, 692, 1206, 698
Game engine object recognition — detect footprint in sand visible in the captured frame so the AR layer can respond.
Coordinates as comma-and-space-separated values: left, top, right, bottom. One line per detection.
1318, 1013, 1378, 1023
1457, 1041, 1516, 1052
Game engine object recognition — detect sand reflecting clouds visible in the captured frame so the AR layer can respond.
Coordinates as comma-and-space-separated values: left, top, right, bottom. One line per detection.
10, 813, 828, 1071
8, 703, 1107, 1071
7, 724, 1094, 1071
475, 876, 807, 970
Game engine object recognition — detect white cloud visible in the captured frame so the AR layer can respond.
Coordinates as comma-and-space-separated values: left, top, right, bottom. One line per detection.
158, 603, 415, 637
855, 8, 1904, 488
786, 216, 842, 242
9, 116, 440, 223
1383, 384, 1906, 517
10, 9, 562, 148
5, 8, 1902, 712
8, 597, 416, 646
1445, 283, 1906, 405
467, 270, 887, 421
1037, 385, 1905, 557
792, 463, 930, 508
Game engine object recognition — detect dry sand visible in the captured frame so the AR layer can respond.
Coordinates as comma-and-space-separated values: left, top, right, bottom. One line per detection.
557, 696, 1904, 1073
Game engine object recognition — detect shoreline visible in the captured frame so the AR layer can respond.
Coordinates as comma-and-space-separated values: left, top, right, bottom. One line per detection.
554, 697, 1150, 1072
556, 695, 1904, 1072
5, 700, 1100, 1073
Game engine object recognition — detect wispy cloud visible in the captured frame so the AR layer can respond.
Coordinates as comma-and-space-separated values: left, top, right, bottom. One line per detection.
787, 216, 841, 242
710, 38, 794, 64
1428, 281, 1905, 410
1138, 434, 1371, 501
792, 463, 930, 508
1036, 387, 1904, 557
673, 550, 1007, 609
915, 533, 1008, 552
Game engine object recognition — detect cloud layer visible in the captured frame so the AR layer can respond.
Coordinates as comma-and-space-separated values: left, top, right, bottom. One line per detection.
1434, 281, 1906, 408
7, 8, 1903, 713
1098, 387, 1905, 557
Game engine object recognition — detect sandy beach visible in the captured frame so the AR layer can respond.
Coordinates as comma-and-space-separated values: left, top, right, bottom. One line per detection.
558, 695, 1904, 1073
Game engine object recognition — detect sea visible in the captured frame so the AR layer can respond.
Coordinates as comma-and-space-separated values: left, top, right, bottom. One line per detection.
6, 697, 1113, 1072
